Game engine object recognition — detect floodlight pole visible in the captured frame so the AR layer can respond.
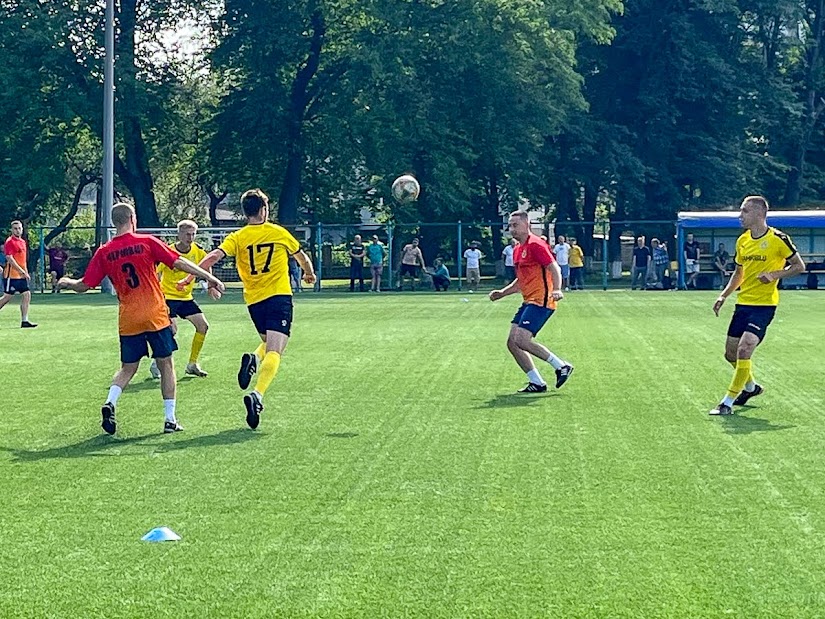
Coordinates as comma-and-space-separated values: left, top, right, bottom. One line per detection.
101, 0, 115, 293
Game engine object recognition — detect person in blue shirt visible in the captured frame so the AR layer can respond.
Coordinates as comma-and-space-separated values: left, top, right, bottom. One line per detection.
432, 258, 451, 291
366, 234, 386, 292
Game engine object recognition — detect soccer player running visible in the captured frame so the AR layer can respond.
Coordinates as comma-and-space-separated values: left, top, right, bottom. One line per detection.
150, 219, 211, 379
489, 211, 574, 393
709, 195, 806, 415
58, 203, 225, 434
185, 189, 316, 429
0, 220, 37, 327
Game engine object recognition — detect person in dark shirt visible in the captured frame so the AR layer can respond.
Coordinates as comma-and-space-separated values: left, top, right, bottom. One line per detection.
631, 236, 652, 290
48, 245, 70, 293
349, 234, 365, 292
713, 243, 730, 290
683, 233, 701, 289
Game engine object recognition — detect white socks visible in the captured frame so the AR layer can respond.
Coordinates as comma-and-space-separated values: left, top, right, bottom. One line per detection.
745, 380, 756, 391
546, 352, 565, 371
526, 369, 546, 386
164, 399, 177, 423
106, 385, 123, 405
722, 395, 735, 407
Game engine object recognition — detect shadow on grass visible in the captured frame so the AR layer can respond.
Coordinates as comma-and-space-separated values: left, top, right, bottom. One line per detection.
718, 414, 795, 435
476, 393, 558, 410
1, 428, 260, 462
325, 432, 359, 439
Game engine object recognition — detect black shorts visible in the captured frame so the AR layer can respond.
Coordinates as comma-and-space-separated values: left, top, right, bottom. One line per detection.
248, 295, 293, 336
4, 278, 29, 295
727, 304, 777, 342
50, 264, 65, 279
166, 299, 202, 319
119, 326, 178, 364
400, 264, 418, 277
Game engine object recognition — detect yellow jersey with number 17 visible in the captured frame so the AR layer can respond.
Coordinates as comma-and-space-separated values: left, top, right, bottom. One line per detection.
734, 227, 797, 306
158, 242, 208, 301
219, 222, 300, 305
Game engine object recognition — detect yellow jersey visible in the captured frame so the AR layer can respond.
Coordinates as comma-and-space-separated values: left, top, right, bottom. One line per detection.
219, 222, 300, 305
158, 242, 208, 301
734, 227, 797, 306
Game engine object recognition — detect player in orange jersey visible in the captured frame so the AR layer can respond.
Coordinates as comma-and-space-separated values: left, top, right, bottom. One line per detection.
489, 211, 574, 393
0, 220, 37, 327
58, 203, 225, 435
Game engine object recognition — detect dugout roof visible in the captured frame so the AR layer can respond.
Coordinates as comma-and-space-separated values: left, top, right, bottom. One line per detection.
677, 210, 825, 229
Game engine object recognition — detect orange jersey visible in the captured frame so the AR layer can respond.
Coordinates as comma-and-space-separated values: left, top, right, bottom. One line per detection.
514, 234, 558, 309
3, 236, 27, 279
82, 233, 179, 336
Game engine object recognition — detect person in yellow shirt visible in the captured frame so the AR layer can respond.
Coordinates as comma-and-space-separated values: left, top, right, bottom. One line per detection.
709, 196, 806, 415
187, 189, 316, 429
149, 220, 211, 379
568, 237, 585, 290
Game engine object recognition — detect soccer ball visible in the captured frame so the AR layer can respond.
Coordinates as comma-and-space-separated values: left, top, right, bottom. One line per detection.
391, 174, 420, 203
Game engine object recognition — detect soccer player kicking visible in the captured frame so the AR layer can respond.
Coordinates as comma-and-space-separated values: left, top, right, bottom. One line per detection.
181, 189, 316, 429
58, 203, 225, 434
489, 211, 574, 393
150, 219, 211, 379
710, 196, 805, 415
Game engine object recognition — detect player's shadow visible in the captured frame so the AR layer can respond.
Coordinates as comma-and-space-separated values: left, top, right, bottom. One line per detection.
325, 432, 359, 439
127, 379, 160, 392
476, 393, 559, 410
1, 429, 260, 462
718, 414, 795, 435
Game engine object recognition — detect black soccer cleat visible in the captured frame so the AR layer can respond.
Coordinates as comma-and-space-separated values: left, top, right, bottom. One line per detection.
163, 420, 184, 433
238, 353, 258, 390
244, 392, 263, 429
555, 364, 574, 389
733, 384, 764, 407
101, 402, 117, 435
709, 403, 734, 416
21, 321, 37, 328
517, 382, 548, 394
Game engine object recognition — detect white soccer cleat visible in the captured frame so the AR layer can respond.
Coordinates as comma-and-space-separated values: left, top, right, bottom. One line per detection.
185, 363, 208, 378
149, 359, 161, 379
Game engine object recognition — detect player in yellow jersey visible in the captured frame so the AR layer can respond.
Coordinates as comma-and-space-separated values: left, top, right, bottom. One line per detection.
149, 220, 211, 379
710, 196, 806, 415
184, 189, 316, 429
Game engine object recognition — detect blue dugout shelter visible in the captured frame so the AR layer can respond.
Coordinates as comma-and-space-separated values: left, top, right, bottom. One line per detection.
676, 210, 825, 289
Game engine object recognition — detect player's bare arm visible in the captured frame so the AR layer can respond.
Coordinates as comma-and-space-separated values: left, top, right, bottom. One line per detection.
757, 253, 806, 284
178, 249, 225, 289
713, 265, 744, 316
489, 278, 520, 302
56, 277, 92, 293
6, 255, 29, 280
549, 261, 564, 301
173, 257, 225, 292
293, 249, 316, 284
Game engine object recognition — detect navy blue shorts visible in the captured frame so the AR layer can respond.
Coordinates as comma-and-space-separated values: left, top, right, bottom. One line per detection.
727, 304, 776, 342
167, 299, 202, 319
511, 303, 554, 336
4, 278, 29, 295
119, 326, 178, 364
248, 295, 293, 336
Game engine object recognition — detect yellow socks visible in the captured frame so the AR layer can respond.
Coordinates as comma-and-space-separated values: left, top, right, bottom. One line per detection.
254, 342, 267, 363
726, 359, 752, 400
189, 332, 206, 364
254, 351, 281, 396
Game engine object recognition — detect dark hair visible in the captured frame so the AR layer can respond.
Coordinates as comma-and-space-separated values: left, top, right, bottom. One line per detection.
241, 188, 269, 217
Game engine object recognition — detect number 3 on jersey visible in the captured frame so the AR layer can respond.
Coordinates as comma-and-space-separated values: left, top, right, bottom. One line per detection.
246, 243, 275, 275
122, 262, 140, 288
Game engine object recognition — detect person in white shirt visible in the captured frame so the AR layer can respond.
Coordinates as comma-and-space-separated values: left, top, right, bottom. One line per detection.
463, 241, 483, 292
553, 235, 571, 291
501, 237, 516, 283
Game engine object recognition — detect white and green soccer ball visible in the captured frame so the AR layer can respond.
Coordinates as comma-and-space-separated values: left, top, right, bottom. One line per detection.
391, 174, 420, 203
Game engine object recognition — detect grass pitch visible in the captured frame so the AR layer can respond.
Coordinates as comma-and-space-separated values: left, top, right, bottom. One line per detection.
1, 290, 823, 618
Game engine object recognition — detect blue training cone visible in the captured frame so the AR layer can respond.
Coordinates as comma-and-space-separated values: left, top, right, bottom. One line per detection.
141, 526, 181, 542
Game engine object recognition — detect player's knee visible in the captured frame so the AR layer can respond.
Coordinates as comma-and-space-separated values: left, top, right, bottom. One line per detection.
724, 350, 736, 364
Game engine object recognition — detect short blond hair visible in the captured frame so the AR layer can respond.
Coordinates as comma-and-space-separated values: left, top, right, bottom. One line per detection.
177, 219, 198, 232
742, 195, 769, 212
509, 211, 529, 222
111, 203, 136, 227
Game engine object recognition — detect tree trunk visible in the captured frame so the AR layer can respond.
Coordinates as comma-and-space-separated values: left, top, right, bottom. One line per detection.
582, 180, 598, 256
204, 184, 228, 226
278, 8, 325, 225
484, 169, 503, 256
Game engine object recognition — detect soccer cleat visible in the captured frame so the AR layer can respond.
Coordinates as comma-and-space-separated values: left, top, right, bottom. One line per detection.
238, 353, 257, 390
555, 364, 574, 389
244, 392, 263, 429
517, 382, 548, 394
709, 403, 734, 416
163, 420, 184, 433
733, 384, 764, 406
101, 402, 117, 435
20, 321, 37, 328
149, 359, 161, 379
185, 363, 208, 378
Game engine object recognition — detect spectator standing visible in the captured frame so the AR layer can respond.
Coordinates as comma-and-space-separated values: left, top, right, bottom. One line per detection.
683, 232, 701, 288
502, 238, 516, 283
48, 244, 70, 293
553, 235, 572, 291
631, 236, 652, 290
568, 238, 585, 290
397, 238, 426, 291
366, 234, 386, 292
288, 255, 303, 292
432, 259, 451, 291
349, 234, 365, 292
650, 239, 669, 287
463, 241, 483, 292
713, 243, 730, 290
